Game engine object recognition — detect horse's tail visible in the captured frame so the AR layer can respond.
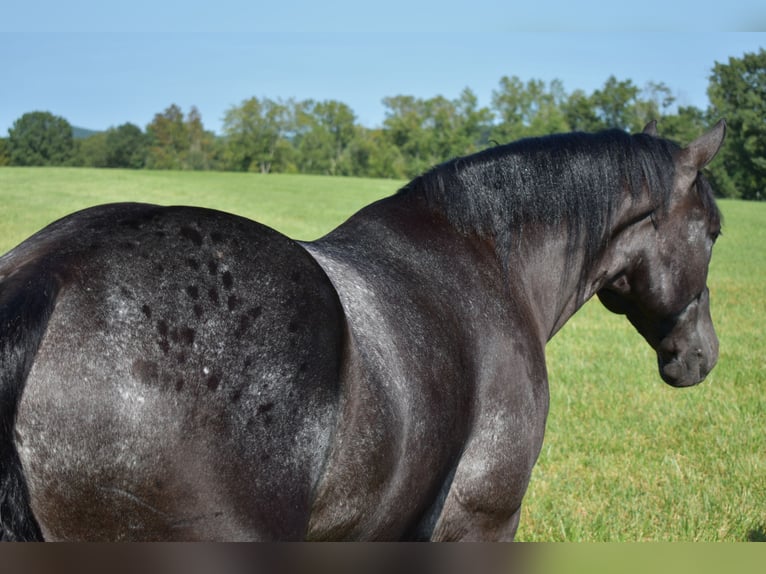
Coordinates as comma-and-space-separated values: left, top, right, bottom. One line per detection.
0, 265, 59, 541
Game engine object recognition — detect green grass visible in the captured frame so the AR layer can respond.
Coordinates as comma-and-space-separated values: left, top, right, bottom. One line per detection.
1, 167, 763, 541
0, 167, 401, 252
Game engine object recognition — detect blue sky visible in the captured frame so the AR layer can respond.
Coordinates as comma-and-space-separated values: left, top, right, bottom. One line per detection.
2, 2, 765, 135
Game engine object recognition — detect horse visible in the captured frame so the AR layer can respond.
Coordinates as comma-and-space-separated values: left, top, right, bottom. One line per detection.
0, 121, 725, 541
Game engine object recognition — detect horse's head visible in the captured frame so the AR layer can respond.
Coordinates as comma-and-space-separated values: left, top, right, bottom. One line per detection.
597, 121, 726, 388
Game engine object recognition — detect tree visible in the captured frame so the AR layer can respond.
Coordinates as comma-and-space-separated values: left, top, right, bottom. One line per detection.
73, 132, 108, 167
491, 77, 570, 143
453, 88, 494, 153
294, 100, 357, 175
105, 123, 146, 168
423, 96, 461, 162
183, 107, 218, 171
635, 81, 676, 128
590, 76, 642, 131
7, 111, 74, 166
222, 97, 295, 173
381, 90, 492, 178
0, 138, 9, 166
564, 79, 683, 137
707, 49, 766, 200
381, 94, 430, 176
658, 105, 707, 146
650, 104, 742, 198
423, 90, 492, 162
145, 105, 215, 170
343, 127, 407, 179
145, 104, 188, 170
563, 89, 603, 132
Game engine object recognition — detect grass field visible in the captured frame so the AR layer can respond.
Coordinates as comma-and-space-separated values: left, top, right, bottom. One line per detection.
1, 167, 763, 541
0, 167, 400, 252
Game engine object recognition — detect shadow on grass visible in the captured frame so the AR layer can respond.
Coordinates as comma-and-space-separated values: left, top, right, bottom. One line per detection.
747, 526, 766, 541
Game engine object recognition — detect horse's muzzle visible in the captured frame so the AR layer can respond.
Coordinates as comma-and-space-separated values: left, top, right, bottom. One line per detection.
656, 289, 718, 388
658, 345, 717, 387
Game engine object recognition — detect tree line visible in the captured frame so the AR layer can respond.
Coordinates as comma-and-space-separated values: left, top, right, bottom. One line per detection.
2, 49, 764, 199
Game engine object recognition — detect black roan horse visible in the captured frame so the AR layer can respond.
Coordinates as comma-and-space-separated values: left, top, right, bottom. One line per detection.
0, 121, 725, 541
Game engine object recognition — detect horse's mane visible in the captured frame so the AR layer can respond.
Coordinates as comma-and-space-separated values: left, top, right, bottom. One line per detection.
399, 129, 718, 275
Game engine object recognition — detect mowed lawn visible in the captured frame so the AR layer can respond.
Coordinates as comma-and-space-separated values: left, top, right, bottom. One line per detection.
1, 167, 764, 541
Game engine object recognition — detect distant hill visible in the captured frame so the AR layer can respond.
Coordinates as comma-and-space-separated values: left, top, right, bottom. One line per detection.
72, 126, 101, 139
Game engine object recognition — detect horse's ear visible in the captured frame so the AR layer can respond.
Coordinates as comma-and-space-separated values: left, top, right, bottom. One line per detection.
643, 120, 658, 136
680, 120, 726, 172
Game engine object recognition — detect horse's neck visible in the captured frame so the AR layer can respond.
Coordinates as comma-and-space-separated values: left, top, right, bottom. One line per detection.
309, 186, 650, 345
505, 229, 581, 342
515, 189, 656, 341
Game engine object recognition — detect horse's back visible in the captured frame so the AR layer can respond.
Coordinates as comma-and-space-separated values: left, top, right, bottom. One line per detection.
5, 203, 343, 540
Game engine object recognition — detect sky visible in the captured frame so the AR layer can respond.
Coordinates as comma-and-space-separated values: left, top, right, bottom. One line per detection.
2, 1, 766, 136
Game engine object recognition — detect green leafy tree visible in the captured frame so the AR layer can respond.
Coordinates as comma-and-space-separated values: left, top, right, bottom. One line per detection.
183, 107, 218, 171
658, 105, 707, 145
651, 105, 740, 198
382, 90, 492, 177
423, 95, 461, 161
635, 81, 676, 128
491, 76, 570, 142
105, 123, 146, 168
145, 104, 188, 169
222, 97, 296, 173
423, 90, 492, 162
317, 100, 357, 175
491, 76, 530, 141
7, 111, 74, 166
589, 76, 642, 131
564, 79, 680, 136
145, 105, 215, 170
73, 132, 108, 167
707, 49, 766, 200
0, 138, 9, 166
381, 94, 431, 176
342, 127, 407, 179
294, 99, 357, 175
453, 88, 494, 153
563, 89, 603, 132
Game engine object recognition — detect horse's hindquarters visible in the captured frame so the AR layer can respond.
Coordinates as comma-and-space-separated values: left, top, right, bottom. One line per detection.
16, 384, 266, 540
12, 205, 345, 540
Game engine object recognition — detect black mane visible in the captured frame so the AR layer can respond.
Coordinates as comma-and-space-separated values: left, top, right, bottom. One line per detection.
399, 129, 686, 274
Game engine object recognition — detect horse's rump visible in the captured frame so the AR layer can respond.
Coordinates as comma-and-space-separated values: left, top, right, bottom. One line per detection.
3, 204, 344, 540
